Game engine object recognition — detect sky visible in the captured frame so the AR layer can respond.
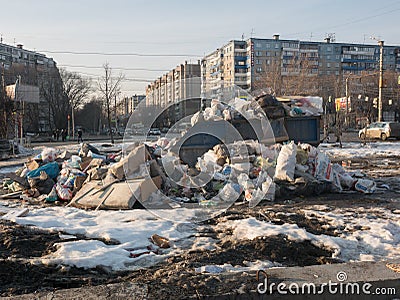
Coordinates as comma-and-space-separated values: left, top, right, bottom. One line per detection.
1, 0, 399, 97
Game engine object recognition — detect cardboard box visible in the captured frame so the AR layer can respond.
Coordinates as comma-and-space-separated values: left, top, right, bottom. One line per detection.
70, 176, 162, 210
109, 145, 151, 180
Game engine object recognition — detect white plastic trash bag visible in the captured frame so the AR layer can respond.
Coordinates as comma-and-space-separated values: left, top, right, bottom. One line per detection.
41, 147, 58, 163
274, 141, 297, 182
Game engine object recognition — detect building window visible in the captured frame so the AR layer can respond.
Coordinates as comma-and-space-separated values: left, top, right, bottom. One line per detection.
327, 63, 331, 68
266, 44, 271, 49
327, 46, 332, 52
256, 59, 261, 65
256, 67, 263, 73
266, 59, 270, 65
327, 55, 331, 60
274, 44, 279, 49
255, 51, 262, 56
255, 43, 262, 48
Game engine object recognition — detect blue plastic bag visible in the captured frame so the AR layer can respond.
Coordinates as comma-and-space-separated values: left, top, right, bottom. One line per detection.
26, 162, 60, 180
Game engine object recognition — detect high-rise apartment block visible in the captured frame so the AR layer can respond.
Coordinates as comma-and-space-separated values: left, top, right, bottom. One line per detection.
0, 43, 56, 70
0, 42, 57, 133
146, 61, 201, 123
201, 35, 400, 95
146, 61, 201, 107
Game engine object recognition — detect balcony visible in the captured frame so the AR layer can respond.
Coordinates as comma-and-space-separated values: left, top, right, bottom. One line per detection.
342, 65, 365, 71
234, 48, 247, 53
210, 70, 221, 77
234, 79, 248, 86
343, 50, 374, 56
283, 47, 299, 51
341, 58, 376, 63
234, 65, 248, 69
234, 55, 247, 61
299, 49, 318, 53
234, 73, 247, 77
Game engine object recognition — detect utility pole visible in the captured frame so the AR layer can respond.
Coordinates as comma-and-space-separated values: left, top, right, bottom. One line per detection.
345, 76, 350, 126
71, 101, 75, 140
378, 40, 384, 122
18, 76, 24, 146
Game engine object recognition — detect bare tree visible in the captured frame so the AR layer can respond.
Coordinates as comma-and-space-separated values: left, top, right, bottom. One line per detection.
40, 68, 70, 131
60, 69, 92, 138
253, 58, 282, 95
281, 58, 317, 96
97, 63, 124, 144
254, 55, 318, 96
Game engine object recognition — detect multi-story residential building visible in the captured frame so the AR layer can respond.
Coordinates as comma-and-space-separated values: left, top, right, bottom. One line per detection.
201, 40, 249, 98
0, 43, 56, 70
121, 94, 145, 115
0, 42, 57, 134
146, 61, 201, 124
201, 35, 400, 96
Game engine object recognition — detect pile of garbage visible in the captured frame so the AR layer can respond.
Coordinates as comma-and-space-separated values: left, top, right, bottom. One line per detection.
0, 137, 376, 210
0, 93, 376, 210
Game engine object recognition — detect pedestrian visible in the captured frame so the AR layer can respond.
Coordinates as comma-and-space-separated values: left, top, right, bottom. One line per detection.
77, 128, 83, 143
56, 129, 60, 141
61, 129, 67, 142
53, 129, 57, 141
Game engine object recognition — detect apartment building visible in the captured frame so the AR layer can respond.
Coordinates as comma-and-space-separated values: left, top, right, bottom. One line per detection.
146, 61, 201, 123
201, 35, 400, 95
201, 40, 249, 98
121, 94, 145, 115
0, 43, 56, 70
0, 42, 57, 133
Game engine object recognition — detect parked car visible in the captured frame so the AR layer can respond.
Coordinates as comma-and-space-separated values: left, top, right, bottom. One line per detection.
359, 122, 400, 141
148, 128, 161, 135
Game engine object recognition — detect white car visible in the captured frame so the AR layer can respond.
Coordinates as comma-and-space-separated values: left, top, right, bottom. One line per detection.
359, 122, 400, 141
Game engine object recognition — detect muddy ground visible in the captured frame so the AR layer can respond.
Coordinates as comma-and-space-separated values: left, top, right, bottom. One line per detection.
0, 154, 400, 298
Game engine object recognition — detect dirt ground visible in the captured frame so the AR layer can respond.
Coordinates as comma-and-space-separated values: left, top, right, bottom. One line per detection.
0, 149, 400, 298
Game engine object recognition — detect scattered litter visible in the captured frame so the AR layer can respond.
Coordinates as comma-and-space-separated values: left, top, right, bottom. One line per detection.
150, 234, 170, 249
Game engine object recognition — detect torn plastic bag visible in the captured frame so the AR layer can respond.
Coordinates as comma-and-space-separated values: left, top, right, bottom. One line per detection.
55, 183, 73, 201
62, 155, 82, 169
41, 147, 58, 163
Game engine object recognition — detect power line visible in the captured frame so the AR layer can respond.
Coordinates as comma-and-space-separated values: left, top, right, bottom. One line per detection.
76, 71, 153, 82
38, 50, 202, 57
58, 64, 169, 72
285, 6, 400, 39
